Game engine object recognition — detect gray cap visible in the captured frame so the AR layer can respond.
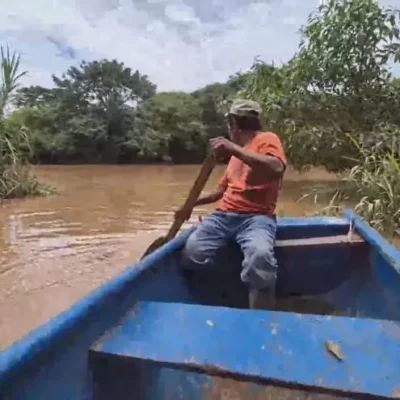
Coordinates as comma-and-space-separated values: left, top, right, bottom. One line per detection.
226, 99, 262, 118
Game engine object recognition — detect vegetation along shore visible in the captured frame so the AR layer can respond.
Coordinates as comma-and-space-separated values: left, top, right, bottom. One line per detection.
1, 0, 399, 237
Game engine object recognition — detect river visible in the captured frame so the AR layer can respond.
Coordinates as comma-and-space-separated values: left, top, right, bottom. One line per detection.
0, 165, 338, 350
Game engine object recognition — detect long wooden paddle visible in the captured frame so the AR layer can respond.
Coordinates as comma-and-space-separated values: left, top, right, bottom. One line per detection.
141, 151, 216, 259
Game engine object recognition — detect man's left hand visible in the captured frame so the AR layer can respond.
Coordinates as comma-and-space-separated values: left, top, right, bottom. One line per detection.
210, 137, 239, 160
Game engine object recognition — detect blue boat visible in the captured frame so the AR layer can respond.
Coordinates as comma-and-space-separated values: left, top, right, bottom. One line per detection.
1, 209, 400, 399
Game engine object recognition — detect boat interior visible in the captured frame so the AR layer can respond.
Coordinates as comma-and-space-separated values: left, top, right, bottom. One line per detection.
2, 212, 400, 399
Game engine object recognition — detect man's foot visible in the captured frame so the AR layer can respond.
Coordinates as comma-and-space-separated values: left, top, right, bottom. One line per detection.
249, 288, 276, 310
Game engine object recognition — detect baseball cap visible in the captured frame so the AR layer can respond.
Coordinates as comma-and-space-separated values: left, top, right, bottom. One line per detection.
225, 99, 262, 118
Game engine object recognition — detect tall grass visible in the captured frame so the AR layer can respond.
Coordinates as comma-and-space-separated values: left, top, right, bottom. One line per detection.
300, 134, 400, 237
0, 45, 53, 200
346, 135, 400, 235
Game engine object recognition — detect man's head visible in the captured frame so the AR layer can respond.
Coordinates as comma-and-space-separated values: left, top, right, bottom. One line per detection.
225, 99, 262, 144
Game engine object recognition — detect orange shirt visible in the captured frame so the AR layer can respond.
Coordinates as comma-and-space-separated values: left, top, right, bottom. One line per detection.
216, 131, 287, 216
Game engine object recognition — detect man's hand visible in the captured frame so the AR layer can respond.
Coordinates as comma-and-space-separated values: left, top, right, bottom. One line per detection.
174, 206, 192, 222
210, 137, 239, 161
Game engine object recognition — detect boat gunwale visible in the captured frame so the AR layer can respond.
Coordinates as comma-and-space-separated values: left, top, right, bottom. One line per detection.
344, 209, 400, 275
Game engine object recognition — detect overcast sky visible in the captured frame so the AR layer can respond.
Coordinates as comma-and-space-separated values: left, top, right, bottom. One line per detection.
0, 0, 398, 92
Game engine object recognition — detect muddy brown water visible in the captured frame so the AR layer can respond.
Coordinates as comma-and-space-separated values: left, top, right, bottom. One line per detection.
0, 165, 347, 350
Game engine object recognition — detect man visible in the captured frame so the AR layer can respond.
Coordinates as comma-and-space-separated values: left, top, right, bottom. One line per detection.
177, 99, 287, 310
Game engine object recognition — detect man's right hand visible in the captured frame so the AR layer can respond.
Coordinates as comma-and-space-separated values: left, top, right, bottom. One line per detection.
174, 206, 192, 222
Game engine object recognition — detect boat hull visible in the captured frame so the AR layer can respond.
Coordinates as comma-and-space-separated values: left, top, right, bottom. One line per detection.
0, 210, 399, 400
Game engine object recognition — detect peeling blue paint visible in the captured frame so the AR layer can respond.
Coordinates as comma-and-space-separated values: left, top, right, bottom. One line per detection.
90, 301, 400, 399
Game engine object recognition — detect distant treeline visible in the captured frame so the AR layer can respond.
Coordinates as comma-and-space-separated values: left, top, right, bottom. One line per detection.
8, 60, 248, 165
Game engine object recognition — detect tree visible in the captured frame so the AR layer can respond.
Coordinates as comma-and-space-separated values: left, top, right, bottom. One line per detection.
14, 60, 157, 163
0, 46, 27, 117
242, 0, 400, 172
138, 92, 207, 163
51, 59, 156, 113
15, 86, 56, 108
192, 73, 249, 142
0, 45, 48, 199
296, 0, 400, 127
298, 0, 400, 93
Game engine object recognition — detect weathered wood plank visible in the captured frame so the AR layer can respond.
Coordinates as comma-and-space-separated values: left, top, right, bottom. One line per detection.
275, 234, 364, 248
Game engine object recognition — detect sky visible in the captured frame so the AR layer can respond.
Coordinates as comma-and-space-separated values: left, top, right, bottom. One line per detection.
0, 0, 398, 92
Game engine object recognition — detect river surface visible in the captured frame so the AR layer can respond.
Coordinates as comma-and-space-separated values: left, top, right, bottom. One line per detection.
0, 165, 339, 349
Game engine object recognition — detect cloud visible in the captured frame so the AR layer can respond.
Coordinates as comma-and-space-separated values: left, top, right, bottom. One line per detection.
46, 36, 77, 60
0, 0, 397, 92
283, 16, 300, 26
165, 3, 198, 23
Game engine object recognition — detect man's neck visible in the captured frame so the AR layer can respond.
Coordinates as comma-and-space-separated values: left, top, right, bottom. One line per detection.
238, 130, 259, 146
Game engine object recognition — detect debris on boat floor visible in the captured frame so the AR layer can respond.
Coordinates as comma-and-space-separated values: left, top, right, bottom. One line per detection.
206, 320, 215, 327
347, 220, 354, 241
325, 340, 345, 361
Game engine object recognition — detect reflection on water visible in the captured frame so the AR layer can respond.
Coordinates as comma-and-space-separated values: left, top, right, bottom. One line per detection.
0, 165, 338, 349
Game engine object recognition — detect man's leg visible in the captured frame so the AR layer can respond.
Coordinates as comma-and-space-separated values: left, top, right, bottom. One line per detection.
181, 212, 231, 270
235, 215, 278, 310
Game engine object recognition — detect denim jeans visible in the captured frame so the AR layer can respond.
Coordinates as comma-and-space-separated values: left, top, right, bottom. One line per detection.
181, 211, 278, 290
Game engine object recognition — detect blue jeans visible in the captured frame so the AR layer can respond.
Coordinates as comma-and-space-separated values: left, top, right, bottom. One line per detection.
181, 211, 278, 290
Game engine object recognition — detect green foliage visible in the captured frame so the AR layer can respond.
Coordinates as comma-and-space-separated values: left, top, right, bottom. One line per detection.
343, 135, 400, 235
14, 60, 157, 163
306, 135, 400, 236
298, 0, 400, 95
11, 59, 248, 164
136, 92, 206, 163
0, 45, 52, 200
0, 46, 27, 117
242, 0, 400, 172
240, 0, 400, 234
3, 0, 400, 234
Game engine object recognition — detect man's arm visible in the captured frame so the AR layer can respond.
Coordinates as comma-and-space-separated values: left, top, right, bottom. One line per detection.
194, 186, 225, 206
175, 173, 227, 221
231, 147, 285, 179
193, 168, 228, 206
210, 135, 286, 180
